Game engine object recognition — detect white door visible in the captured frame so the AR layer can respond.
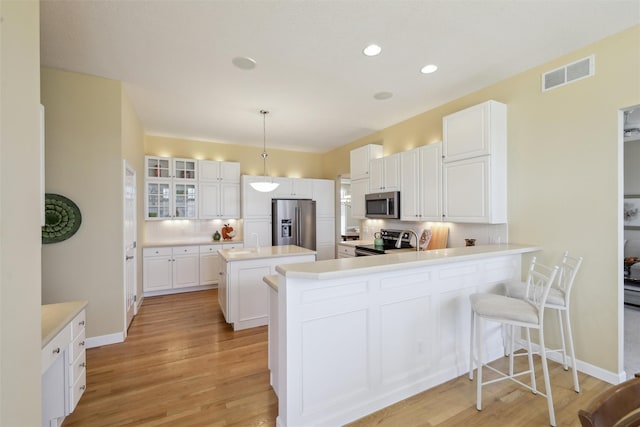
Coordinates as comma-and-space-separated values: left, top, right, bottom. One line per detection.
124, 161, 137, 333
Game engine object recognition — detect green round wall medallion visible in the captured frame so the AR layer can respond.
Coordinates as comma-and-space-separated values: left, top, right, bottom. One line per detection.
42, 193, 82, 244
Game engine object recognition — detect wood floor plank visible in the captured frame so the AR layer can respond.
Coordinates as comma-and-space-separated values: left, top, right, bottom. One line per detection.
63, 289, 612, 426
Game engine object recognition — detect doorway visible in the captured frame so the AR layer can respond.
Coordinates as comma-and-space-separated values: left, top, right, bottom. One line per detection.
124, 161, 137, 333
622, 106, 640, 379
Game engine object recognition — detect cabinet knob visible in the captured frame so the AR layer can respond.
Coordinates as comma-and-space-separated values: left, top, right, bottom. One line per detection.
79, 341, 85, 347
80, 385, 86, 391
80, 362, 86, 368
52, 347, 60, 354
78, 320, 85, 326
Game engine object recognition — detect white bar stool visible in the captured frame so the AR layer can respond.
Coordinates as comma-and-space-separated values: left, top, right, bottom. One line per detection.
506, 251, 583, 392
469, 258, 559, 426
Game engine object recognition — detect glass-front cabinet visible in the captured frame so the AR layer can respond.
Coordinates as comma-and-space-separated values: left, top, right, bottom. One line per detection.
145, 156, 198, 220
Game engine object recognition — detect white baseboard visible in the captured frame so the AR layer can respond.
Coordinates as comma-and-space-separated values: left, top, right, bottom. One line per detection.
85, 332, 124, 349
523, 340, 623, 385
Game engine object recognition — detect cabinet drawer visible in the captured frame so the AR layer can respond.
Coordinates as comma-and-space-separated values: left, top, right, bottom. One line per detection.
222, 243, 243, 250
173, 245, 199, 255
70, 309, 86, 338
200, 244, 222, 254
68, 369, 87, 414
68, 328, 86, 362
338, 245, 356, 257
42, 323, 71, 374
143, 247, 172, 257
69, 351, 86, 385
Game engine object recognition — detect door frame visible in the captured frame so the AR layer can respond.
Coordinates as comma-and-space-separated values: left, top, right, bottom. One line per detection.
123, 160, 138, 335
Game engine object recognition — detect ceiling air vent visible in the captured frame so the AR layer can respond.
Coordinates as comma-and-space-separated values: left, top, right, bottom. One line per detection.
542, 55, 594, 92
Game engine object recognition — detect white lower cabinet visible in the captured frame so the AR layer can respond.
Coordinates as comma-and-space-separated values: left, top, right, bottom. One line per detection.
42, 308, 86, 427
337, 243, 356, 258
144, 244, 244, 295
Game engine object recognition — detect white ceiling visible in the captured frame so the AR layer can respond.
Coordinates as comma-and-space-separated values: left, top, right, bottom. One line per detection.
40, 0, 640, 153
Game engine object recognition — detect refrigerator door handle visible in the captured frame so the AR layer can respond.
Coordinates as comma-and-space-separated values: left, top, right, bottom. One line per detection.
295, 206, 300, 246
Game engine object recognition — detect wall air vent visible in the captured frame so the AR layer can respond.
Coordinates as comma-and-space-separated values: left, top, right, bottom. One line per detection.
542, 55, 594, 92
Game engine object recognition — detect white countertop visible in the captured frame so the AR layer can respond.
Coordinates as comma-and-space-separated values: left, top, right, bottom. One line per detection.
144, 239, 243, 248
42, 300, 88, 347
219, 245, 317, 262
276, 244, 540, 280
338, 239, 373, 247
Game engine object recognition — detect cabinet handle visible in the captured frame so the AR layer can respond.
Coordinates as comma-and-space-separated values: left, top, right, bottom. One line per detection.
52, 347, 60, 354
80, 362, 86, 368
80, 385, 86, 391
79, 341, 85, 347
78, 320, 85, 326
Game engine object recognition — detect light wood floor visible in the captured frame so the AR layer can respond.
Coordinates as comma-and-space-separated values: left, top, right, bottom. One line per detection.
63, 289, 612, 426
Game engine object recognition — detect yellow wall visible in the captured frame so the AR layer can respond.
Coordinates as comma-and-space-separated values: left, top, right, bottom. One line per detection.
41, 68, 127, 338
0, 1, 43, 425
145, 134, 325, 179
323, 25, 640, 374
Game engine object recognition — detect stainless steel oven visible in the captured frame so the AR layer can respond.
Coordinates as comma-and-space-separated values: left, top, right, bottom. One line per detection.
355, 229, 415, 256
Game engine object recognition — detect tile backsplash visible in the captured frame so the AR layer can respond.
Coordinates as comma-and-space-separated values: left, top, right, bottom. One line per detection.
359, 219, 508, 248
144, 219, 243, 245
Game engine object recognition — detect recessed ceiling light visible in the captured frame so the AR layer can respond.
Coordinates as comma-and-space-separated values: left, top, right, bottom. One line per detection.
363, 44, 382, 57
420, 64, 438, 74
373, 92, 393, 100
232, 56, 257, 70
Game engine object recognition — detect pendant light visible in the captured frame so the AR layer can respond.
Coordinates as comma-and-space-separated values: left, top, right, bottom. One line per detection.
250, 109, 280, 192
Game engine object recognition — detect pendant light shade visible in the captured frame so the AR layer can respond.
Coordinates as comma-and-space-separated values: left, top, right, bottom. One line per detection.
250, 109, 280, 193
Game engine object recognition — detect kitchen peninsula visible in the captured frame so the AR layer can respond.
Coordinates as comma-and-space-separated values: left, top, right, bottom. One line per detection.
218, 245, 316, 331
271, 244, 540, 427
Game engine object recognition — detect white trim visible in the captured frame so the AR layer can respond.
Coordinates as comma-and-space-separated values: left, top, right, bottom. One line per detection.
143, 285, 215, 298
85, 332, 125, 349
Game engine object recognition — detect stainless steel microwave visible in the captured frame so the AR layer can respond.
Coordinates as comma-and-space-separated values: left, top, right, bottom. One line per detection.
365, 191, 400, 219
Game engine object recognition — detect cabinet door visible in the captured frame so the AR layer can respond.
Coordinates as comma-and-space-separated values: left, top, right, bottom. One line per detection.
174, 183, 197, 218
350, 179, 369, 219
242, 176, 273, 219
443, 100, 506, 162
198, 160, 220, 182
350, 144, 383, 180
220, 183, 240, 218
146, 181, 172, 220
418, 143, 442, 221
400, 148, 421, 220
219, 162, 240, 183
199, 252, 220, 286
218, 261, 229, 321
173, 158, 197, 180
143, 255, 172, 291
316, 217, 335, 260
146, 156, 172, 179
199, 183, 220, 219
442, 156, 490, 223
313, 179, 335, 217
369, 157, 385, 191
173, 249, 199, 289
384, 153, 401, 191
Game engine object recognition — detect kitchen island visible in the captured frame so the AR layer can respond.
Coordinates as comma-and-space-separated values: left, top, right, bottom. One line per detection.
218, 245, 316, 331
271, 244, 539, 427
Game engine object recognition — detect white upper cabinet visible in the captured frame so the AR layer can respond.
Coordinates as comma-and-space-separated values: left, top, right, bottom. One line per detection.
172, 158, 197, 180
198, 160, 240, 219
442, 100, 507, 223
350, 144, 383, 180
272, 177, 313, 199
312, 179, 335, 217
242, 175, 274, 219
442, 100, 507, 162
198, 160, 240, 183
400, 143, 442, 221
145, 156, 197, 220
369, 153, 400, 192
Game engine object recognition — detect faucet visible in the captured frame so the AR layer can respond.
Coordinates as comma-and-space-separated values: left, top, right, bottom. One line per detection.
252, 232, 260, 250
396, 230, 419, 252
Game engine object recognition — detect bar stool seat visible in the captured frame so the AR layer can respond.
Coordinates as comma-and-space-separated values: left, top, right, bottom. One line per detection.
469, 257, 559, 426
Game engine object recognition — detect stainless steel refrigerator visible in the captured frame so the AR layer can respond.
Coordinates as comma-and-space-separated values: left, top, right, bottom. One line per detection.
272, 199, 316, 250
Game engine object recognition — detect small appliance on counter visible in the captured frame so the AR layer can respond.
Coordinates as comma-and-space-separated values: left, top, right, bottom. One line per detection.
355, 229, 414, 256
